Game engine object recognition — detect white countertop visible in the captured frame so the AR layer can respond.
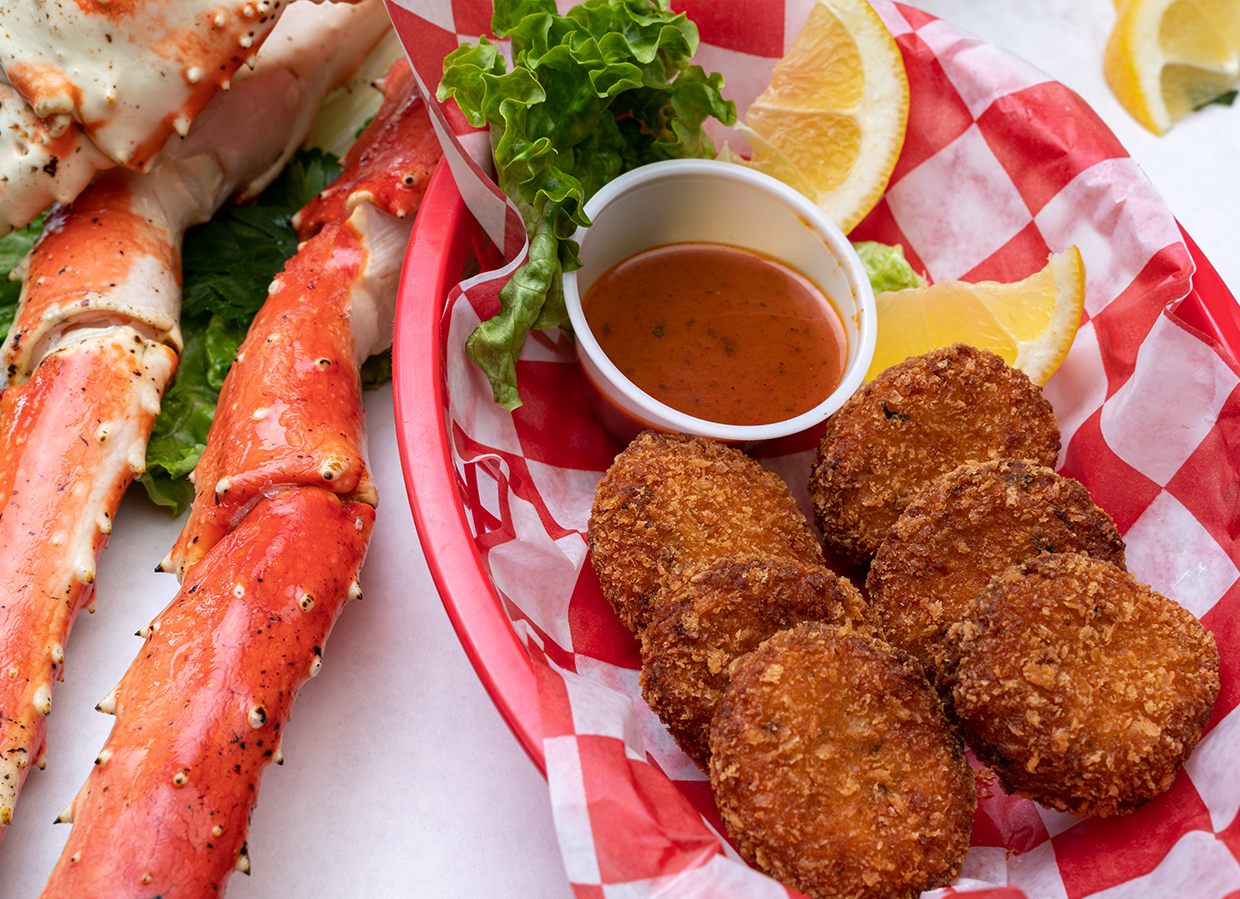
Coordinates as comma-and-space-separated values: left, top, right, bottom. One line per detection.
911, 0, 1240, 297
0, 2, 1235, 897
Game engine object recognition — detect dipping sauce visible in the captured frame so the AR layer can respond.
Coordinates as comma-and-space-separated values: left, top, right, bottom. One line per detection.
581, 242, 848, 426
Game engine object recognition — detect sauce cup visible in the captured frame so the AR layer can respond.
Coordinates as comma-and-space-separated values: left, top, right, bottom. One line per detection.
563, 157, 876, 445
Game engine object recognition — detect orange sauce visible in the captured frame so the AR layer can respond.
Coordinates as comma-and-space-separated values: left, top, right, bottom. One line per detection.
582, 243, 848, 426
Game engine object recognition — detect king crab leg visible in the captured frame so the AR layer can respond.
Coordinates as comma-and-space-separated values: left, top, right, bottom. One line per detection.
44, 486, 375, 896
0, 327, 176, 835
39, 57, 440, 896
0, 0, 393, 847
161, 58, 439, 580
0, 0, 370, 235
0, 72, 113, 237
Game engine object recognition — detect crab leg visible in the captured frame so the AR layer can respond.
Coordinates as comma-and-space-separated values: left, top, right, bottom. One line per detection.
0, 0, 369, 234
43, 486, 374, 897
0, 329, 176, 833
0, 169, 185, 850
0, 0, 393, 845
161, 57, 440, 581
0, 73, 113, 237
39, 58, 439, 895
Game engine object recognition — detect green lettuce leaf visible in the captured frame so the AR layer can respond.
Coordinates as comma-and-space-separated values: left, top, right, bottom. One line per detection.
180, 148, 341, 324
853, 240, 928, 294
138, 312, 248, 512
0, 214, 46, 337
439, 0, 735, 409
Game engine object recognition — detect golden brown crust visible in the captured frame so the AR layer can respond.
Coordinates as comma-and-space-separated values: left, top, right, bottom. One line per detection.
640, 556, 878, 770
942, 553, 1220, 817
809, 344, 1061, 563
710, 622, 975, 899
867, 458, 1125, 674
588, 431, 822, 635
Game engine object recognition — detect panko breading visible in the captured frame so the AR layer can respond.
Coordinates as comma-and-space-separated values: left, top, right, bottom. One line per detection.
641, 556, 877, 770
588, 431, 822, 635
809, 344, 1060, 563
710, 622, 975, 899
867, 458, 1125, 675
942, 553, 1220, 817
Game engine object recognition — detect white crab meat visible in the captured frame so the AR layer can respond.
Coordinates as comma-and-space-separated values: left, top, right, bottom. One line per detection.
0, 75, 111, 235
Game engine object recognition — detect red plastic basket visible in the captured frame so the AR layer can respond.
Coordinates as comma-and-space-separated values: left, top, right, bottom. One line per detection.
392, 162, 545, 772
392, 160, 1240, 779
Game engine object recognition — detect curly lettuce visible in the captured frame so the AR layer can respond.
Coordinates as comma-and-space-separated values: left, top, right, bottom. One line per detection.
438, 0, 736, 409
0, 214, 45, 337
853, 240, 928, 293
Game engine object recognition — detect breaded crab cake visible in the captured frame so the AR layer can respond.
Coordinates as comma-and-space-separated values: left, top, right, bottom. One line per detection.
710, 622, 975, 899
809, 344, 1060, 563
942, 553, 1220, 817
588, 431, 822, 635
867, 458, 1125, 675
640, 555, 877, 770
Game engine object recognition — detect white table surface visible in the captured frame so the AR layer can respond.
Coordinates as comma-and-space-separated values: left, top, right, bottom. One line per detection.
1, 2, 1235, 897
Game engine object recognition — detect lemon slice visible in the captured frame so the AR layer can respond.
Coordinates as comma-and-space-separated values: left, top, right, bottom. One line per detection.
867, 247, 1086, 385
730, 0, 909, 233
1104, 0, 1240, 134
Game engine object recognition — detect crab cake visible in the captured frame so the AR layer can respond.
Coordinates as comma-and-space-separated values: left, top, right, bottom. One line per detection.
867, 458, 1125, 675
809, 344, 1060, 563
943, 553, 1220, 817
589, 431, 822, 635
710, 622, 975, 899
641, 556, 877, 770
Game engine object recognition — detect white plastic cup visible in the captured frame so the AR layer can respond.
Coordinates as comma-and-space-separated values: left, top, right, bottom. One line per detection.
563, 158, 877, 445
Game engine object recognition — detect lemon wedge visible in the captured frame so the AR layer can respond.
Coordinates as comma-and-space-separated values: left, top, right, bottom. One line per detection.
727, 0, 909, 233
1104, 0, 1240, 134
867, 247, 1086, 385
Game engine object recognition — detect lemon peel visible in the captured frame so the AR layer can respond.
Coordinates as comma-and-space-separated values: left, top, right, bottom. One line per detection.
727, 0, 909, 233
867, 247, 1086, 385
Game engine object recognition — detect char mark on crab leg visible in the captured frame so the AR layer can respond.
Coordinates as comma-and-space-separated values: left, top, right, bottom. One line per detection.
0, 0, 393, 845
41, 487, 374, 898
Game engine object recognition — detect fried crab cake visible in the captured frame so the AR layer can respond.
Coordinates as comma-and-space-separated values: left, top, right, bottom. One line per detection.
809, 344, 1060, 563
943, 553, 1220, 817
589, 431, 822, 635
641, 556, 878, 770
867, 458, 1125, 674
710, 622, 975, 899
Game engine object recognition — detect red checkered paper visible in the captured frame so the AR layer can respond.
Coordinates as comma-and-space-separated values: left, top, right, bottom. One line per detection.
385, 1, 1240, 897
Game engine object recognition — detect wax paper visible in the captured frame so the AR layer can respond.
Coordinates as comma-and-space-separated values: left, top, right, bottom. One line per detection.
384, 1, 1240, 896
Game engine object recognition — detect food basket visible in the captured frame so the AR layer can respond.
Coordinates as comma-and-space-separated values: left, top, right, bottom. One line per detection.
388, 2, 1240, 896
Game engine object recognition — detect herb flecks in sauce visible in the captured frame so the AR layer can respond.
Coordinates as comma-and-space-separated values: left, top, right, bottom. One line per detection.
583, 243, 847, 426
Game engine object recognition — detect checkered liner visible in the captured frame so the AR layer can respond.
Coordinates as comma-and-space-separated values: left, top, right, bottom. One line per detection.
385, 1, 1240, 896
